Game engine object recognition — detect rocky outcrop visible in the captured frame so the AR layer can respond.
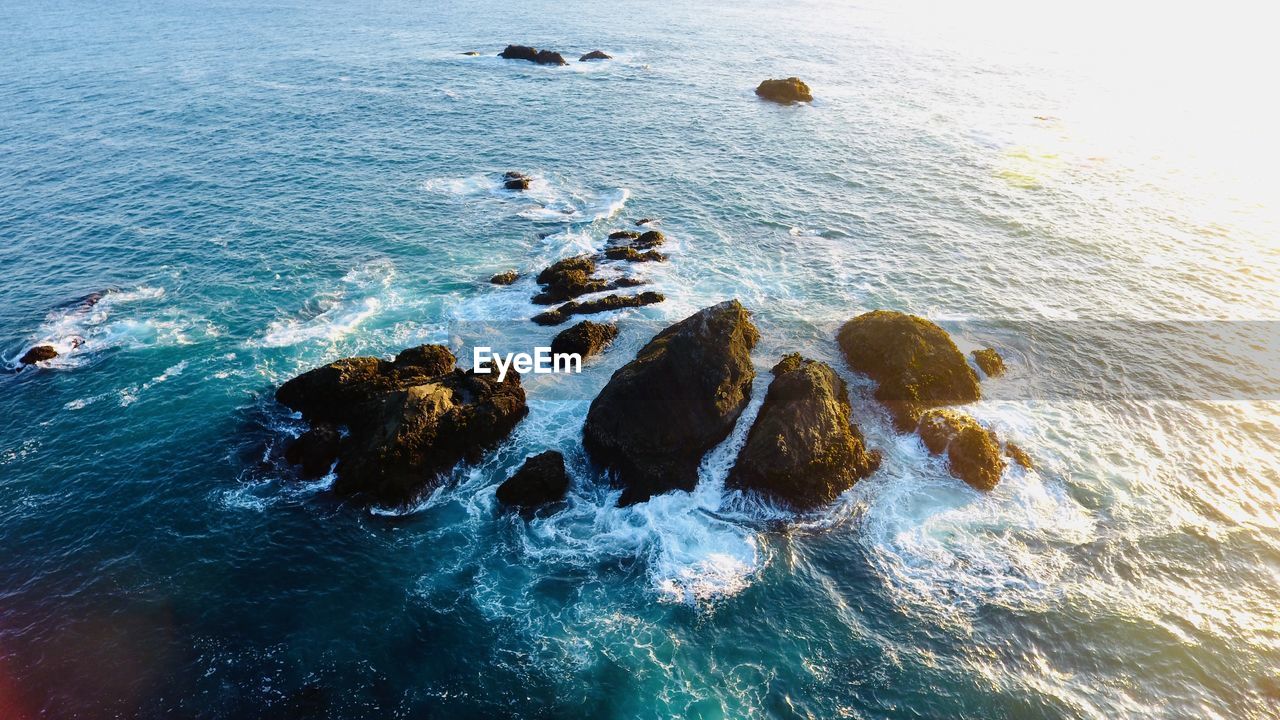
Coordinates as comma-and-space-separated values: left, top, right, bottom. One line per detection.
608, 230, 640, 241
579, 50, 612, 61
550, 320, 618, 359
727, 354, 880, 509
583, 300, 759, 505
535, 50, 568, 65
490, 270, 519, 285
496, 451, 569, 510
634, 230, 665, 249
916, 410, 1005, 491
499, 45, 538, 61
837, 310, 980, 428
503, 171, 531, 191
284, 423, 341, 479
19, 345, 58, 365
755, 77, 813, 104
533, 255, 604, 303
972, 347, 1006, 377
276, 345, 528, 505
603, 247, 666, 263
532, 291, 665, 326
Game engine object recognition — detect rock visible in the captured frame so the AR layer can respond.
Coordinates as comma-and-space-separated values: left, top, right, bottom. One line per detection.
503, 171, 531, 191
533, 255, 606, 304
917, 409, 1005, 491
635, 218, 656, 226
755, 77, 813, 104
603, 247, 666, 263
535, 50, 568, 66
499, 45, 539, 61
496, 451, 569, 509
583, 300, 759, 505
579, 50, 612, 61
608, 230, 641, 241
634, 230, 665, 249
727, 354, 880, 509
490, 270, 519, 285
1005, 441, 1033, 470
284, 423, 341, 479
837, 310, 980, 428
276, 345, 528, 505
532, 291, 665, 326
972, 347, 1006, 377
19, 345, 58, 365
550, 320, 619, 359
461, 51, 480, 56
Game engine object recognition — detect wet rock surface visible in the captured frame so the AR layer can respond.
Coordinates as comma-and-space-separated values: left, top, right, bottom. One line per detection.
496, 451, 569, 510
755, 77, 813, 104
532, 291, 665, 326
550, 320, 619, 359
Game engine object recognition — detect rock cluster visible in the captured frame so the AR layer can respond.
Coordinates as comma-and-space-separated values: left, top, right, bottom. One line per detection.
499, 45, 567, 66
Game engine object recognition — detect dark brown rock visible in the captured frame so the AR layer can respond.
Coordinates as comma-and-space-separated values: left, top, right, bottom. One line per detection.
276, 345, 528, 505
755, 77, 813, 104
727, 354, 880, 509
608, 230, 641, 241
19, 345, 58, 365
603, 247, 666, 263
284, 424, 341, 479
634, 230, 665, 249
499, 45, 539, 61
583, 300, 759, 505
550, 321, 619, 359
532, 291, 665, 326
579, 50, 612, 61
534, 49, 568, 66
972, 347, 1006, 377
503, 171, 531, 191
496, 451, 569, 509
917, 410, 1005, 491
837, 310, 980, 428
635, 218, 656, 226
533, 255, 607, 304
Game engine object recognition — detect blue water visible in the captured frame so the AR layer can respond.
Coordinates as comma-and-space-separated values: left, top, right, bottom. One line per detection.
3, 0, 1279, 717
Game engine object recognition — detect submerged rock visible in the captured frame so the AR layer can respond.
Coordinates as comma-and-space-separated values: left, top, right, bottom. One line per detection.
490, 270, 519, 285
579, 50, 612, 61
583, 300, 759, 505
19, 345, 58, 365
461, 51, 480, 56
728, 354, 880, 509
496, 451, 569, 509
284, 423, 341, 479
972, 347, 1006, 377
603, 247, 666, 263
550, 320, 618, 359
503, 171, 531, 191
755, 77, 813, 104
917, 409, 1005, 491
837, 310, 980, 428
276, 345, 527, 505
532, 291, 665, 326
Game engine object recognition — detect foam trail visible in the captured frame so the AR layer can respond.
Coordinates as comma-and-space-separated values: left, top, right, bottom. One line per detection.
251, 260, 394, 348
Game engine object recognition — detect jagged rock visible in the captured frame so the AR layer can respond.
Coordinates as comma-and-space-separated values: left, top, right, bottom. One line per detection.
579, 50, 612, 61
917, 409, 1005, 491
583, 300, 759, 505
1005, 442, 1033, 470
550, 320, 619, 359
603, 247, 666, 263
535, 49, 568, 65
532, 291, 665, 326
533, 255, 606, 304
727, 354, 880, 509
499, 45, 539, 61
634, 230, 665, 249
19, 345, 58, 365
276, 345, 527, 505
503, 171, 531, 190
496, 451, 569, 509
755, 77, 813, 104
972, 347, 1006, 377
490, 270, 519, 285
284, 423, 341, 479
837, 310, 980, 428
608, 230, 641, 241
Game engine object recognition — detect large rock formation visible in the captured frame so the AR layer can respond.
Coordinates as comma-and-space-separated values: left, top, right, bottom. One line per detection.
727, 354, 880, 509
583, 300, 759, 505
496, 451, 569, 510
276, 345, 527, 505
532, 291, 664, 326
550, 320, 618, 359
755, 77, 813, 104
19, 345, 58, 365
916, 409, 1005, 491
837, 310, 980, 428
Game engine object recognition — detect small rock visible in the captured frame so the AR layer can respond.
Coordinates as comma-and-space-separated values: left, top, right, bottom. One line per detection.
284, 423, 341, 479
19, 345, 58, 365
490, 270, 520, 285
634, 218, 656, 226
634, 230, 665, 249
532, 292, 665, 326
579, 50, 612, 62
755, 77, 813, 104
608, 230, 641, 241
972, 347, 1006, 377
917, 409, 1006, 491
499, 45, 539, 62
496, 451, 569, 509
1005, 442, 1033, 470
550, 320, 619, 359
603, 247, 666, 263
461, 51, 480, 56
503, 171, 531, 191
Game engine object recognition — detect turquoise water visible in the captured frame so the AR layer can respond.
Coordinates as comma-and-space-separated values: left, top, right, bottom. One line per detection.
3, 0, 1280, 717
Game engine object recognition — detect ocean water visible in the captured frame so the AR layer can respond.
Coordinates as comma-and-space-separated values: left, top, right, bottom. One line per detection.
2, 0, 1279, 717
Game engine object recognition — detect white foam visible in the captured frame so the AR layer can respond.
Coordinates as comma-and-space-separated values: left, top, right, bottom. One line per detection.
250, 260, 394, 348
118, 360, 188, 407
